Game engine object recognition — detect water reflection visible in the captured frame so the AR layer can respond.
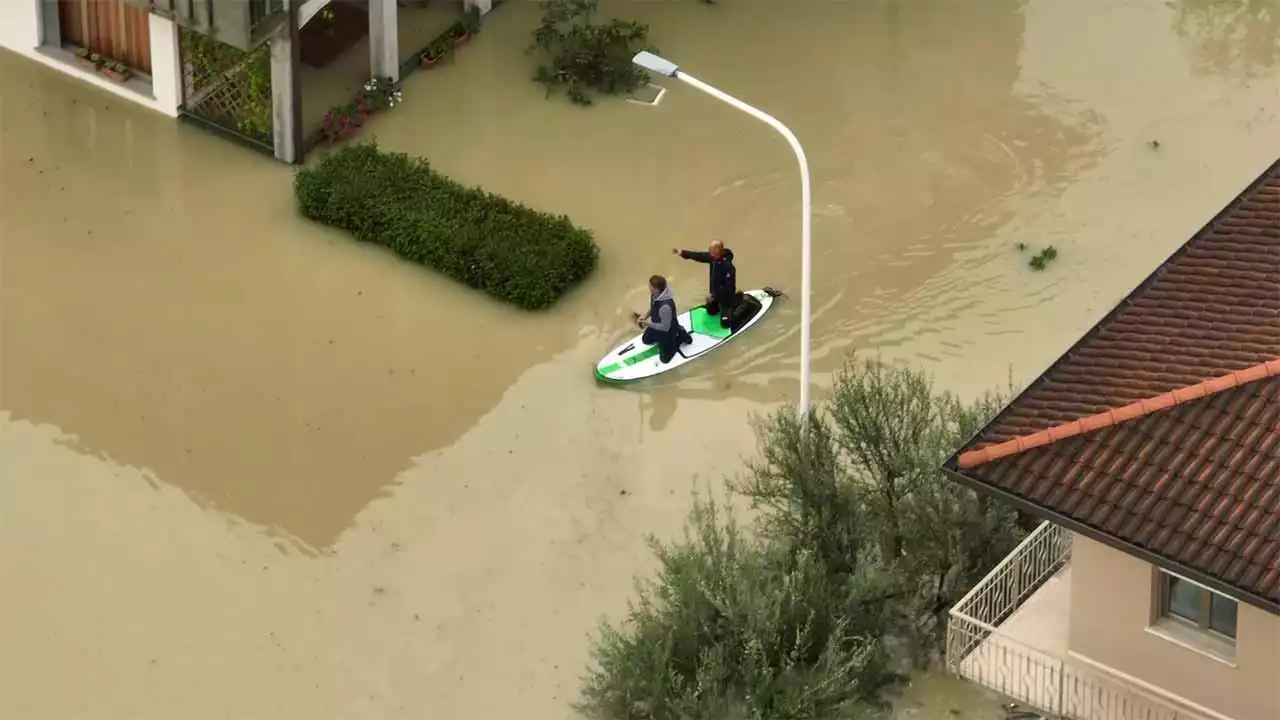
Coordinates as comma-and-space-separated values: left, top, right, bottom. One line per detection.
379, 0, 1103, 422
0, 55, 583, 548
1175, 0, 1280, 77
1, 0, 1105, 546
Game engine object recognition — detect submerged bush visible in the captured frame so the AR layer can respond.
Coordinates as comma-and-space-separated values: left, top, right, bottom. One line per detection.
529, 0, 653, 106
293, 143, 598, 310
579, 496, 899, 720
578, 356, 1025, 719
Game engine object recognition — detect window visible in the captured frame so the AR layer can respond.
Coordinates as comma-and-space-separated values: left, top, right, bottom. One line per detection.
1158, 571, 1238, 641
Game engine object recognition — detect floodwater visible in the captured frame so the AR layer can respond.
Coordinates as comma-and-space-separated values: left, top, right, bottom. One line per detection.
2, 0, 1278, 717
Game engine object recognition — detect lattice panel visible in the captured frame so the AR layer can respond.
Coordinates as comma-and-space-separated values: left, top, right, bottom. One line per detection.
180, 28, 273, 144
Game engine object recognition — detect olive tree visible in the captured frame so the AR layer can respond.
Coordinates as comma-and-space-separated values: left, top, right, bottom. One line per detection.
577, 356, 1024, 719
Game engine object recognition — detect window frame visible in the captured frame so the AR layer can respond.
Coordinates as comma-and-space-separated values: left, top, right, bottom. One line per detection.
1155, 570, 1238, 643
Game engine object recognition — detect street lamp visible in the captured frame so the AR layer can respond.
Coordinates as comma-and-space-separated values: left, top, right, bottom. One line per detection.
631, 51, 814, 420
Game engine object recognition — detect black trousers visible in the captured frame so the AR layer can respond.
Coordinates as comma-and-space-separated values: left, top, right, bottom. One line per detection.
704, 292, 736, 328
642, 325, 690, 363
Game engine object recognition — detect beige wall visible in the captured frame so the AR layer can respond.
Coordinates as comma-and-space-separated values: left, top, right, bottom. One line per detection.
1068, 534, 1280, 720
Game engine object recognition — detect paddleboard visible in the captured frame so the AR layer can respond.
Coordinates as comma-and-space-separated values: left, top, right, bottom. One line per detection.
594, 289, 778, 383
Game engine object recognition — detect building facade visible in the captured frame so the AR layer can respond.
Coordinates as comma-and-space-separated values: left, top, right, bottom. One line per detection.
0, 0, 183, 116
2, 0, 493, 163
944, 159, 1280, 720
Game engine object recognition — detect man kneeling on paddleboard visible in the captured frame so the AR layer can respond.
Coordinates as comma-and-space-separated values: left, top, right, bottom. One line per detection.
673, 239, 737, 329
635, 275, 693, 364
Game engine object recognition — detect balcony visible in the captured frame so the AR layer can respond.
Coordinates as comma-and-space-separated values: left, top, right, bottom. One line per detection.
128, 0, 288, 51
946, 522, 1199, 720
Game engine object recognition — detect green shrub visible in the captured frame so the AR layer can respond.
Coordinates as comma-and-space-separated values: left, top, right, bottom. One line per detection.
294, 143, 598, 310
578, 495, 899, 720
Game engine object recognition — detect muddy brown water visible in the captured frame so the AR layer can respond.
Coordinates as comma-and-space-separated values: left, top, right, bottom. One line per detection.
3, 0, 1279, 717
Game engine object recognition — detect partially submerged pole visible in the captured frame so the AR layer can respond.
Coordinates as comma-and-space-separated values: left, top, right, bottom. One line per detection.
288, 0, 303, 164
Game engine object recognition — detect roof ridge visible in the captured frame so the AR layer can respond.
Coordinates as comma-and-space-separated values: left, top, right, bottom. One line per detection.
956, 357, 1280, 470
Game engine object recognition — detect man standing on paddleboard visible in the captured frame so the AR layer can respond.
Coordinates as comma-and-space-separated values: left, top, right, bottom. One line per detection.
636, 275, 692, 364
673, 240, 737, 328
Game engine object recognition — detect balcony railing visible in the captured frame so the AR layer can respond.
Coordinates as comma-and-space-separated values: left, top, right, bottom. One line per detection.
948, 520, 1074, 663
946, 521, 1202, 720
955, 631, 1197, 720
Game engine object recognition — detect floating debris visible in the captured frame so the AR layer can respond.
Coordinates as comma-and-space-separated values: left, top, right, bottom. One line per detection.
1029, 245, 1059, 271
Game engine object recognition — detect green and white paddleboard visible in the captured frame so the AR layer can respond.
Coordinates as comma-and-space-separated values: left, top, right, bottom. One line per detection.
594, 289, 777, 383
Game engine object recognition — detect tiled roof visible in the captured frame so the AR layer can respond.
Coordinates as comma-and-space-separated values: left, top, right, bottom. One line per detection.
975, 161, 1280, 446
947, 160, 1280, 613
957, 360, 1280, 469
960, 373, 1279, 608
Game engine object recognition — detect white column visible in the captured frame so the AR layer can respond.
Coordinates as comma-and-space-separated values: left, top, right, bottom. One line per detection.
270, 33, 298, 163
465, 0, 492, 15
368, 0, 398, 82
148, 14, 182, 116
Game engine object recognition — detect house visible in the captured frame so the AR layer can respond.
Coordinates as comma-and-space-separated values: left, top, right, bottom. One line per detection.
0, 0, 183, 115
0, 0, 492, 163
942, 160, 1280, 720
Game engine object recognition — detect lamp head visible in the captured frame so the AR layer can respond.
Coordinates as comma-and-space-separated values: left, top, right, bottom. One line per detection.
632, 51, 679, 78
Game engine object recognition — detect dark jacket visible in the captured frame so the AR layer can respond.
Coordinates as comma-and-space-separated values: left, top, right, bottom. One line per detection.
679, 248, 737, 300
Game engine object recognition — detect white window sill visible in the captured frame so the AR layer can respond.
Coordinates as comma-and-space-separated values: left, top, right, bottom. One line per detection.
35, 45, 157, 102
1145, 620, 1238, 667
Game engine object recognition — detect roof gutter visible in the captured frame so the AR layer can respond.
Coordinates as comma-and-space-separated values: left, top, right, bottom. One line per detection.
942, 465, 1280, 617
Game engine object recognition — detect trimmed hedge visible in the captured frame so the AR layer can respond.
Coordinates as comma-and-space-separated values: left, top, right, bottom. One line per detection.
294, 143, 598, 310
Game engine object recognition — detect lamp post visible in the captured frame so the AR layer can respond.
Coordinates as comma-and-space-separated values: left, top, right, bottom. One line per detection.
631, 51, 813, 420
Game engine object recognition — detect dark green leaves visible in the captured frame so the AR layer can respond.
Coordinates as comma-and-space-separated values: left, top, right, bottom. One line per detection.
294, 143, 599, 310
577, 356, 1027, 719
529, 0, 654, 106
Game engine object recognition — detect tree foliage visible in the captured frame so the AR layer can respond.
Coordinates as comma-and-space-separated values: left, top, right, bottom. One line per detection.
578, 355, 1025, 719
529, 0, 653, 106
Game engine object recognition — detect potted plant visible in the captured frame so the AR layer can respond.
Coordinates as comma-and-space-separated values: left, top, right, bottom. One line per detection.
358, 77, 401, 112
449, 7, 479, 48
320, 103, 366, 144
420, 39, 447, 68
74, 47, 100, 71
101, 59, 131, 83
448, 22, 469, 48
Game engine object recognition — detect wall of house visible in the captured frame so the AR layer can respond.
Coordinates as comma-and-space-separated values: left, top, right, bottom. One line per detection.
1068, 534, 1280, 720
0, 0, 181, 116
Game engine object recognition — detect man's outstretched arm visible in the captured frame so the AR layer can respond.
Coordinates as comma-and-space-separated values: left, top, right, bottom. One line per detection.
673, 248, 713, 263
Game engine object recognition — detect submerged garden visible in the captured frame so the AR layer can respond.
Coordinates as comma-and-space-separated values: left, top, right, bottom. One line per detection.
288, 2, 1070, 716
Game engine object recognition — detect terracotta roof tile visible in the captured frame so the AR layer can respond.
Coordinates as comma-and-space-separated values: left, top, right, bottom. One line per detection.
957, 360, 1280, 468
949, 160, 1280, 612
965, 378, 1279, 606
975, 175, 1279, 443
